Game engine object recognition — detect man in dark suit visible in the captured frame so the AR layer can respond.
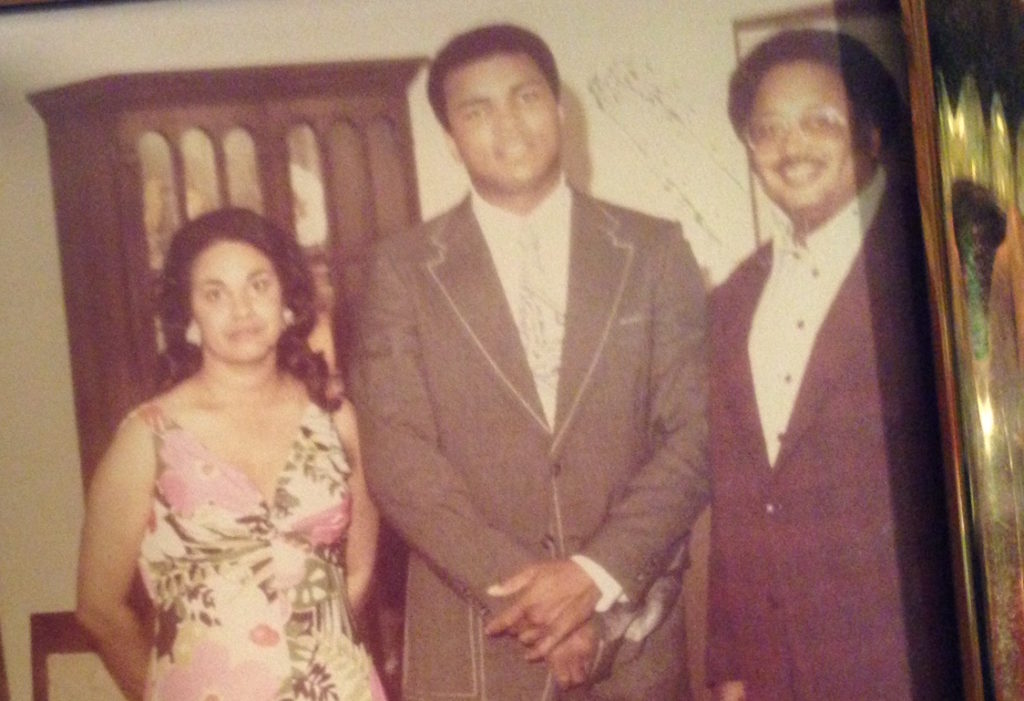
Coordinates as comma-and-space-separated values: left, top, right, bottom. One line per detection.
706, 29, 960, 700
349, 23, 709, 701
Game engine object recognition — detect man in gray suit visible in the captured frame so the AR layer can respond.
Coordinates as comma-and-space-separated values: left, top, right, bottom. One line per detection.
350, 23, 708, 700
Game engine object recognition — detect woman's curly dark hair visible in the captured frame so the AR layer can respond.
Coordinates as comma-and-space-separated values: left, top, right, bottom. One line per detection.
158, 207, 340, 411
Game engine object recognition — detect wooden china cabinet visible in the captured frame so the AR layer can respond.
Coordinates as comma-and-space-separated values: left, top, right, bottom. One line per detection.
30, 58, 424, 487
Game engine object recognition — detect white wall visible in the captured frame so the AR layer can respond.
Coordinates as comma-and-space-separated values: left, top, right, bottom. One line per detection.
0, 1, 893, 699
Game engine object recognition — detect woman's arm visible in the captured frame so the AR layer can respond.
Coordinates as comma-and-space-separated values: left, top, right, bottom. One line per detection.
335, 400, 379, 617
76, 411, 156, 701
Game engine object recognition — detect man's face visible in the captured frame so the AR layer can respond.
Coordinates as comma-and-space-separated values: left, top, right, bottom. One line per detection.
745, 60, 880, 235
442, 52, 562, 215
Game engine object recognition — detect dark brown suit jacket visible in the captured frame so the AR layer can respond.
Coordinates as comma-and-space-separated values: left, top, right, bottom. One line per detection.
350, 191, 709, 700
706, 175, 961, 700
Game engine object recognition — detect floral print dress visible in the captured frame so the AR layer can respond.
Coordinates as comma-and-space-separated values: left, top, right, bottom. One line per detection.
136, 402, 385, 701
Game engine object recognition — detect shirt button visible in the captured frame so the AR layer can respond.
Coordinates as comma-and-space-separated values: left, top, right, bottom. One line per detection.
796, 319, 805, 330
766, 502, 777, 515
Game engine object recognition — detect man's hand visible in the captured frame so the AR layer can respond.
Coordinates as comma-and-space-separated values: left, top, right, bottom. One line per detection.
485, 559, 601, 659
546, 618, 600, 690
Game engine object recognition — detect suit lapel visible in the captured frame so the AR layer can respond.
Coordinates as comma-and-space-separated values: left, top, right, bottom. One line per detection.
425, 200, 548, 430
551, 195, 633, 453
715, 247, 773, 461
775, 234, 874, 466
719, 189, 891, 473
776, 183, 904, 465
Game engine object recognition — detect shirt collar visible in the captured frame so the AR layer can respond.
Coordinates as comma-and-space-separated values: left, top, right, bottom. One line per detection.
772, 166, 886, 265
470, 177, 572, 236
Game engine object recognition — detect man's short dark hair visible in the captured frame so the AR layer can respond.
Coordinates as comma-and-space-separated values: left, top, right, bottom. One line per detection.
727, 28, 906, 155
426, 23, 560, 131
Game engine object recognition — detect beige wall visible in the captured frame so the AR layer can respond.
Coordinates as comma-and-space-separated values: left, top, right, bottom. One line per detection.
0, 1, 880, 698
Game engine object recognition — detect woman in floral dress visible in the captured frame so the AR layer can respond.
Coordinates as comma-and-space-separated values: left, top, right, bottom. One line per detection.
76, 208, 385, 701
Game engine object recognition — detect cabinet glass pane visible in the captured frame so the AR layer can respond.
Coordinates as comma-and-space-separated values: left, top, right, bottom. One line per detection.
180, 128, 221, 219
287, 124, 328, 249
327, 119, 371, 252
137, 131, 180, 270
366, 116, 409, 236
224, 127, 264, 214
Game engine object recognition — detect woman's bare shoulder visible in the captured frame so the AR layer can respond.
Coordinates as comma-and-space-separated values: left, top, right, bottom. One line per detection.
328, 398, 360, 454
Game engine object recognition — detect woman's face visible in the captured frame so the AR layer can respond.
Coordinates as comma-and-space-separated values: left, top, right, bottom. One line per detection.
188, 239, 287, 367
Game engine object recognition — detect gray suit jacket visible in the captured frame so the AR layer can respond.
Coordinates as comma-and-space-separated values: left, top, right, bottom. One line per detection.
350, 190, 709, 700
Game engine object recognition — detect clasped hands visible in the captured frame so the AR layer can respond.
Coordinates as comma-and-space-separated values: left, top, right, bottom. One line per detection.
484, 559, 602, 689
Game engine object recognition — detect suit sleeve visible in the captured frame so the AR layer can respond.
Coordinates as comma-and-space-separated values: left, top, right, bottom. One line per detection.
702, 281, 741, 685
578, 223, 710, 601
348, 242, 535, 610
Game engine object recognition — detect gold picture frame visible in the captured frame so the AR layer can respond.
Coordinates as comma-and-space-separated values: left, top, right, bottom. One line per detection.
902, 1, 1024, 698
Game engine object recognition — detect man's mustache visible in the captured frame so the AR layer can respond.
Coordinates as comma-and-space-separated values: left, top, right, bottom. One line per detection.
774, 156, 826, 172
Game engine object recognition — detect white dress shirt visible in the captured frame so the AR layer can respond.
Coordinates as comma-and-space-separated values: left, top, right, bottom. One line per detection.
474, 182, 571, 428
749, 168, 886, 466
